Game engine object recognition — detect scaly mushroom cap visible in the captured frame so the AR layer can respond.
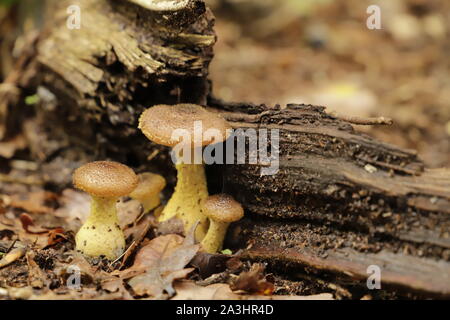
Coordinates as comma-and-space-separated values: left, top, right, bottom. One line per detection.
73, 161, 138, 198
203, 194, 244, 223
130, 172, 166, 200
138, 104, 231, 147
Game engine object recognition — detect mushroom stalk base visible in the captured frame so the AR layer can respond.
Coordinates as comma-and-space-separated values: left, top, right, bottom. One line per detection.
201, 221, 228, 253
75, 196, 125, 260
159, 163, 209, 240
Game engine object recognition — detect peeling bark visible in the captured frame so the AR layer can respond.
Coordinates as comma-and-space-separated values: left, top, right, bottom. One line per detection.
211, 100, 450, 297
6, 0, 450, 298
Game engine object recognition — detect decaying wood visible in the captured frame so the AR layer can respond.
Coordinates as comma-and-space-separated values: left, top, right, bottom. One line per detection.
210, 100, 450, 298
15, 0, 216, 184
4, 0, 450, 298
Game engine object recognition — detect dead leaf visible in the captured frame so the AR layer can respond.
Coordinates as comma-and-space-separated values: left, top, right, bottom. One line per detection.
17, 213, 66, 248
133, 234, 184, 270
172, 281, 239, 300
117, 198, 142, 228
172, 281, 334, 300
0, 247, 26, 269
120, 214, 154, 268
55, 251, 106, 286
46, 227, 66, 247
129, 267, 195, 298
156, 217, 185, 236
54, 189, 90, 225
230, 263, 274, 295
19, 213, 47, 234
0, 134, 27, 158
123, 212, 156, 240
0, 213, 52, 247
126, 231, 200, 298
26, 251, 46, 288
191, 252, 231, 279
101, 277, 134, 300
29, 287, 125, 300
9, 191, 57, 214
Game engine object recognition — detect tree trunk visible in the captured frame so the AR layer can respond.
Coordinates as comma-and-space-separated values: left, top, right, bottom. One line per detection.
5, 0, 450, 298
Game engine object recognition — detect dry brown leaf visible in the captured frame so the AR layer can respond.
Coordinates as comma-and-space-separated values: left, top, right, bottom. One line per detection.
117, 198, 143, 228
191, 252, 231, 279
126, 231, 200, 298
172, 281, 334, 300
133, 234, 184, 270
9, 191, 57, 214
54, 189, 90, 225
0, 134, 27, 158
0, 247, 26, 269
156, 216, 185, 236
29, 287, 125, 300
18, 213, 66, 248
129, 267, 195, 298
0, 213, 63, 249
172, 281, 237, 300
19, 213, 47, 234
101, 277, 134, 300
231, 263, 274, 295
119, 215, 154, 268
26, 250, 47, 288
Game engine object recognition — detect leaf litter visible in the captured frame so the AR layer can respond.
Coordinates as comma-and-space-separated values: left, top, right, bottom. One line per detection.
0, 185, 334, 300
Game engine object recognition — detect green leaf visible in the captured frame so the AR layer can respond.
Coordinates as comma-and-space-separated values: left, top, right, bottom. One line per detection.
221, 249, 233, 255
25, 94, 39, 106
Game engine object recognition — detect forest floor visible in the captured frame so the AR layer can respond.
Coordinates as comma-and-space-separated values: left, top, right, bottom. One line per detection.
0, 0, 449, 299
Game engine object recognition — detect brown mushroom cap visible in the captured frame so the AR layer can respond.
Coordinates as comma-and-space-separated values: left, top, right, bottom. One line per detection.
202, 194, 244, 223
130, 172, 166, 199
138, 104, 231, 147
73, 161, 138, 198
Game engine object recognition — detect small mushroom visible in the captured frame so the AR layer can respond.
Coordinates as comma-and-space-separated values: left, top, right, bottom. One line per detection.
200, 194, 244, 253
129, 172, 166, 213
138, 104, 231, 240
73, 161, 138, 260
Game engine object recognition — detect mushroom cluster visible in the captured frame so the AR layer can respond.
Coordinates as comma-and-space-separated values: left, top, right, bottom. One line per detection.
138, 104, 231, 241
72, 104, 244, 260
73, 161, 138, 260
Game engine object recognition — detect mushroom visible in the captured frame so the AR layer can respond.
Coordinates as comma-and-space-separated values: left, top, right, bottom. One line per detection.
129, 172, 166, 213
138, 104, 231, 240
73, 161, 138, 260
200, 194, 244, 253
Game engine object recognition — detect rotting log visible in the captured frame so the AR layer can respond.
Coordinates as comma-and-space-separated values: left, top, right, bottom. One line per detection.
3, 0, 450, 298
12, 0, 216, 185
211, 100, 450, 298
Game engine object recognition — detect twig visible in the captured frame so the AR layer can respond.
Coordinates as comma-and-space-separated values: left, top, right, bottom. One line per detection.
6, 239, 17, 254
332, 113, 393, 126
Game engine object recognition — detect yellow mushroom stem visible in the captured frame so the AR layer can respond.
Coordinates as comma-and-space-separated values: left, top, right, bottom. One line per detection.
158, 162, 209, 240
75, 196, 125, 260
201, 219, 229, 253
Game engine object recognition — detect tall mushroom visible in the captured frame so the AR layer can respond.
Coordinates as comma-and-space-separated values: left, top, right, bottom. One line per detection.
201, 194, 244, 253
73, 161, 138, 260
138, 104, 231, 240
129, 172, 166, 213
